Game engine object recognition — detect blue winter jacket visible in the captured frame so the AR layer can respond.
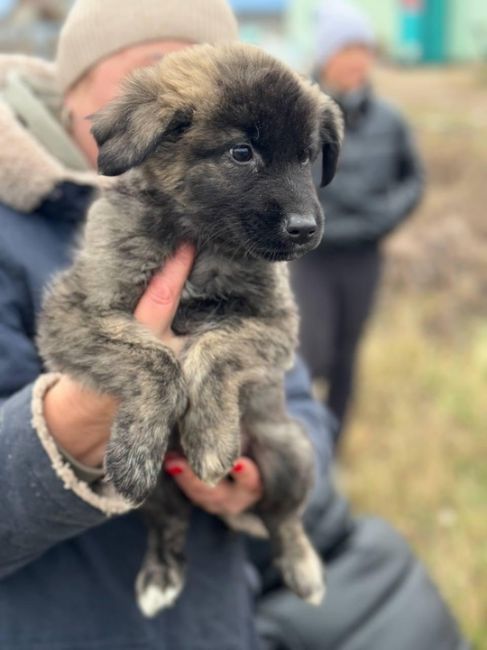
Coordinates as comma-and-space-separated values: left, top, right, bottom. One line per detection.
316, 86, 424, 249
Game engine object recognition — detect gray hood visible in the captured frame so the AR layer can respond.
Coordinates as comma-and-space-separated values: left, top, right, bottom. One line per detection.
0, 54, 97, 213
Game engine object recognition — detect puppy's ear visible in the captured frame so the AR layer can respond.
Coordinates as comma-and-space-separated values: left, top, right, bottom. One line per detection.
319, 98, 344, 187
91, 67, 193, 176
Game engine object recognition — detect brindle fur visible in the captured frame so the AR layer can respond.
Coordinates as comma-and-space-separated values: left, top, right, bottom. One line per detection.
37, 43, 343, 616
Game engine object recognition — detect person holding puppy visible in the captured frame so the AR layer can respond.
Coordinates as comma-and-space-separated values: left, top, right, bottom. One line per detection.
0, 1, 466, 649
293, 0, 425, 444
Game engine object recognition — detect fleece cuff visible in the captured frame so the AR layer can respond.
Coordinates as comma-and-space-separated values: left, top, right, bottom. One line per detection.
32, 374, 132, 516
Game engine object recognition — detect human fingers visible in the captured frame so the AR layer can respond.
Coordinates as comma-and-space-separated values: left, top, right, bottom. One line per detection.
230, 457, 263, 496
134, 243, 195, 337
164, 457, 263, 516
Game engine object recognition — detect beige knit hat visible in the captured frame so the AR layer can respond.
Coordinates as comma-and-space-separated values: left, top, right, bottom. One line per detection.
56, 0, 239, 93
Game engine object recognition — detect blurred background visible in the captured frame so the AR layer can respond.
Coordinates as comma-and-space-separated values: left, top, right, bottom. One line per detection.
2, 0, 487, 66
1, 0, 485, 645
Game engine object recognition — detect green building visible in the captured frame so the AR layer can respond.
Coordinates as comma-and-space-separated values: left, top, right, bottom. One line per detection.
285, 0, 487, 65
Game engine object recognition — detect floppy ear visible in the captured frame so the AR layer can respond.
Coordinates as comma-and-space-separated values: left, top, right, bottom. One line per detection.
319, 98, 344, 187
91, 67, 193, 177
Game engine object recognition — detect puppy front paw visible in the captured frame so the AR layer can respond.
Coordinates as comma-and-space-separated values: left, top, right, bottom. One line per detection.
188, 444, 240, 486
105, 438, 163, 504
180, 411, 241, 485
105, 403, 171, 503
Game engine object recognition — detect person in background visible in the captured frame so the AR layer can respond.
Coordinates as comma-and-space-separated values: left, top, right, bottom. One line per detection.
0, 1, 467, 649
292, 0, 424, 446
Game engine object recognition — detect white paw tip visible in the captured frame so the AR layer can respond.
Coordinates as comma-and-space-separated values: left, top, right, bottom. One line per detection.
198, 452, 228, 484
305, 584, 326, 607
137, 584, 181, 618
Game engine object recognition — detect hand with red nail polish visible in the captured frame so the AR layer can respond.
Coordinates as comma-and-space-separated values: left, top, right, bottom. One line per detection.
164, 455, 263, 516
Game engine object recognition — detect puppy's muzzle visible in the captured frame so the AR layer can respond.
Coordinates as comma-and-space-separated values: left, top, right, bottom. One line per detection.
284, 214, 318, 245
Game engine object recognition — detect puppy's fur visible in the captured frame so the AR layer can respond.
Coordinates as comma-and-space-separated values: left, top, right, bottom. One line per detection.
38, 43, 343, 616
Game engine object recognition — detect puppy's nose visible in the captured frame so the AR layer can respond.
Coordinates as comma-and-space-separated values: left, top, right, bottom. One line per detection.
285, 214, 317, 243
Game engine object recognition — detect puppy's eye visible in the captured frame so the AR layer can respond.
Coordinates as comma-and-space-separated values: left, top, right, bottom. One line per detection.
231, 144, 254, 164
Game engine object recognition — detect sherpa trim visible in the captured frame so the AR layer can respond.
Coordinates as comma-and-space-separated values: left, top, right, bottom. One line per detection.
31, 374, 133, 516
0, 55, 98, 213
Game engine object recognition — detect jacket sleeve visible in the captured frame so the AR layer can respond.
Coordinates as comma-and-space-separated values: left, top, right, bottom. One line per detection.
324, 116, 425, 245
284, 358, 333, 478
285, 360, 352, 553
0, 259, 131, 580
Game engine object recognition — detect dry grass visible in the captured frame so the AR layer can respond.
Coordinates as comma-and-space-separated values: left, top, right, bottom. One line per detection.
341, 65, 487, 648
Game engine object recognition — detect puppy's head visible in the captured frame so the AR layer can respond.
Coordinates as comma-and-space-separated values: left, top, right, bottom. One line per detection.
92, 43, 343, 261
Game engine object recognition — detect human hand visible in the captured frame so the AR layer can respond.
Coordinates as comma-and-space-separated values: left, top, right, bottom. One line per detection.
164, 454, 263, 515
43, 244, 195, 468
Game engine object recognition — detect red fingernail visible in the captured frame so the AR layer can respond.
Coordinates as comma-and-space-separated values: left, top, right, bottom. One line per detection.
233, 462, 245, 473
166, 465, 184, 476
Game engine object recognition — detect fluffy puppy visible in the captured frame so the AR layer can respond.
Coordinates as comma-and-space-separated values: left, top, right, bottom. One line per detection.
37, 43, 343, 616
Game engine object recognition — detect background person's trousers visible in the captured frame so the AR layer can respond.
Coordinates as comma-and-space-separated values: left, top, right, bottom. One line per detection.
291, 245, 382, 440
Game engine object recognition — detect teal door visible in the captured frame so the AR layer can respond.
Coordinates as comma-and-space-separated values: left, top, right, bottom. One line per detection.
399, 0, 424, 63
422, 0, 449, 62
399, 0, 449, 63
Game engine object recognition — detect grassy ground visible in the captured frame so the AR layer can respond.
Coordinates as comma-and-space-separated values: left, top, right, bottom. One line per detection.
340, 65, 487, 648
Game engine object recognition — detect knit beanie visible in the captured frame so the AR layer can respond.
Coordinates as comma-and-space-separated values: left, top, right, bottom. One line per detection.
56, 0, 239, 93
315, 0, 376, 67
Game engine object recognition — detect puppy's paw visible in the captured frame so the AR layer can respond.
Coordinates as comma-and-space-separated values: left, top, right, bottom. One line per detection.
181, 426, 241, 485
190, 448, 239, 485
136, 562, 185, 618
277, 544, 326, 606
181, 405, 240, 485
106, 400, 174, 502
105, 438, 162, 504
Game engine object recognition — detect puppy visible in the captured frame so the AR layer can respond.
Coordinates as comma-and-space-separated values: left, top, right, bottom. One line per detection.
37, 43, 343, 616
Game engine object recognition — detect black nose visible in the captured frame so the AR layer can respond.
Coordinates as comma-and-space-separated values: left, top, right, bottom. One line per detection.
285, 214, 317, 244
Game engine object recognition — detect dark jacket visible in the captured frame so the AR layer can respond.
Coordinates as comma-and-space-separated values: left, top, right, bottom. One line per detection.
317, 87, 424, 249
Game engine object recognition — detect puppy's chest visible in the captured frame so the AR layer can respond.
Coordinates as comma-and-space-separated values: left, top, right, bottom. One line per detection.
173, 254, 263, 335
